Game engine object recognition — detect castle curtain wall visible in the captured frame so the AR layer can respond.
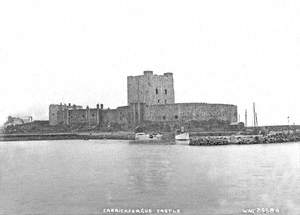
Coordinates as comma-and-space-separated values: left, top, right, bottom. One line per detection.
49, 72, 238, 128
144, 103, 237, 123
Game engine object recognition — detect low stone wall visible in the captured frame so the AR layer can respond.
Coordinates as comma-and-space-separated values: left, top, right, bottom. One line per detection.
190, 134, 300, 146
0, 132, 135, 142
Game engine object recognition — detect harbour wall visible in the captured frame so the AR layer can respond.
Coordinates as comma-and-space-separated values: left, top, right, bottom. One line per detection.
190, 133, 300, 146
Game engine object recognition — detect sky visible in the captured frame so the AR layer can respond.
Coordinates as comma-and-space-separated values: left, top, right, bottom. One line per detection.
0, 0, 299, 126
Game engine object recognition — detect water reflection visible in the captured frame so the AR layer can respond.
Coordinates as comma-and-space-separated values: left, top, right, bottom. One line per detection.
126, 145, 173, 195
0, 141, 300, 214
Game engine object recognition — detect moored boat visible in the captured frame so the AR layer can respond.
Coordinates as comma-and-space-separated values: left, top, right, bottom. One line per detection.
135, 132, 163, 141
175, 132, 190, 140
175, 126, 190, 140
175, 139, 190, 145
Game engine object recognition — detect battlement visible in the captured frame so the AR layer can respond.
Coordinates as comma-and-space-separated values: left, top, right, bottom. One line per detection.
143, 70, 153, 75
163, 72, 173, 77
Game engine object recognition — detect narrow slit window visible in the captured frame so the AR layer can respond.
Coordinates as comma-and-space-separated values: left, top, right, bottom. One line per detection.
156, 88, 158, 94
165, 89, 167, 94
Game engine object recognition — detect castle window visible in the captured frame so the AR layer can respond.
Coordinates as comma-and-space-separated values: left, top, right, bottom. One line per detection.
163, 116, 166, 120
92, 114, 95, 117
156, 88, 158, 94
175, 115, 178, 119
165, 89, 167, 94
165, 99, 167, 104
158, 99, 160, 103
82, 115, 85, 118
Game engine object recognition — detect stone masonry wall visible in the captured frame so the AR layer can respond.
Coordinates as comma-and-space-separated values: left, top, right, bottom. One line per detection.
144, 103, 237, 123
49, 72, 238, 129
49, 104, 60, 126
66, 106, 130, 127
49, 104, 82, 126
127, 71, 175, 106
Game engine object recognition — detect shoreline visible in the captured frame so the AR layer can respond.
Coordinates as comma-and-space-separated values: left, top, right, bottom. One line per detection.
1, 132, 300, 146
0, 132, 135, 142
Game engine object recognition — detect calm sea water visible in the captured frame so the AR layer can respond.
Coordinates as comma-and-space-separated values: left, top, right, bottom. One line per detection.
0, 140, 300, 215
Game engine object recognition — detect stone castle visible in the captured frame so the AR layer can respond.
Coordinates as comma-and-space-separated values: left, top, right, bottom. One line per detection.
49, 71, 237, 129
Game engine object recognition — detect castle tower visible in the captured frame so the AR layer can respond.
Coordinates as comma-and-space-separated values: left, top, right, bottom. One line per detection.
127, 71, 175, 106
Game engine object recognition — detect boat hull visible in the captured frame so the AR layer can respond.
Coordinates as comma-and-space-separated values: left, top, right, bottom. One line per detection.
175, 132, 190, 140
135, 133, 163, 141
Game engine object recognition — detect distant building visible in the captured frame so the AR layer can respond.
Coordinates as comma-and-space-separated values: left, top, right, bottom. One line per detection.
4, 116, 33, 128
49, 71, 238, 128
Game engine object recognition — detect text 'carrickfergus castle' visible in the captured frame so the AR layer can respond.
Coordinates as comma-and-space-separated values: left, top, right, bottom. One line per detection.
49, 71, 237, 129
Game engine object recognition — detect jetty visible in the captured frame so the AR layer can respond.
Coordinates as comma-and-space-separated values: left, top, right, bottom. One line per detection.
190, 133, 300, 146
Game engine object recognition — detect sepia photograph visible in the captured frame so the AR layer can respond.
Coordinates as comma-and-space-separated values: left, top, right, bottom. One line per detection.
0, 0, 299, 214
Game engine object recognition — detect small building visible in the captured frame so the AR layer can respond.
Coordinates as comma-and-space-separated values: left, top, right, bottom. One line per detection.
4, 116, 33, 128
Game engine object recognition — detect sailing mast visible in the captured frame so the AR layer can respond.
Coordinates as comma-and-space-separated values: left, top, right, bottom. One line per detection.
245, 109, 247, 127
253, 102, 258, 127
255, 112, 258, 126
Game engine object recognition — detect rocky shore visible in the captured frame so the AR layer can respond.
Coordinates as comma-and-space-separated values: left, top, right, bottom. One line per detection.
190, 133, 300, 146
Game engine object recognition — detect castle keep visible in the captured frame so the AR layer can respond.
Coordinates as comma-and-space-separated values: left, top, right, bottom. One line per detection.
127, 71, 175, 105
49, 71, 237, 128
